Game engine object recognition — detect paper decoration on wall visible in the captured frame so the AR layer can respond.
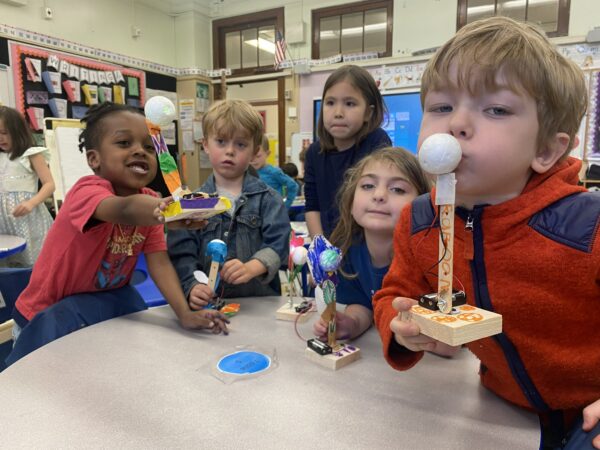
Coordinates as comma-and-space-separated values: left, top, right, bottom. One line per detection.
48, 98, 68, 118
81, 84, 98, 105
42, 71, 62, 94
80, 68, 88, 82
58, 60, 70, 75
72, 105, 89, 119
98, 86, 112, 103
127, 77, 139, 96
26, 91, 48, 105
47, 54, 59, 70
62, 80, 81, 102
113, 85, 125, 104
26, 107, 44, 130
11, 41, 146, 125
24, 57, 41, 82
68, 64, 80, 80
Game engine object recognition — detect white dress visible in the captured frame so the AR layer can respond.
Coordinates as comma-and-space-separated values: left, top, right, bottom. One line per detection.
0, 147, 54, 267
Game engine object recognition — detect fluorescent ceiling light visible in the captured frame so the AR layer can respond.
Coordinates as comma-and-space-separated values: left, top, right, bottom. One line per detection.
320, 22, 386, 39
244, 37, 275, 54
468, 0, 555, 15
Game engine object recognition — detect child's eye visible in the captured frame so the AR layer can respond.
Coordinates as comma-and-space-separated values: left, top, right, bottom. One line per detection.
345, 101, 356, 107
360, 183, 375, 190
236, 142, 248, 149
429, 104, 453, 113
144, 144, 155, 152
390, 186, 406, 194
324, 100, 334, 106
485, 106, 511, 116
117, 140, 130, 147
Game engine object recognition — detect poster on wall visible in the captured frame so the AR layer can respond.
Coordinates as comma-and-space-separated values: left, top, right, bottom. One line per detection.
9, 41, 145, 132
196, 82, 209, 113
586, 70, 600, 161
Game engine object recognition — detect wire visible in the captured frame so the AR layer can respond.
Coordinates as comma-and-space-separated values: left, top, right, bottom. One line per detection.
293, 299, 316, 341
414, 204, 440, 251
424, 205, 466, 296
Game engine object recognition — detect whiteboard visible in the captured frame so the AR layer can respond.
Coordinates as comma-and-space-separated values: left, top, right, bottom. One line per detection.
55, 126, 92, 194
43, 119, 92, 211
0, 64, 14, 107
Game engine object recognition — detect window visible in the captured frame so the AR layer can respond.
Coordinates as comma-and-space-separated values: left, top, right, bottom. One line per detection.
312, 1, 393, 59
213, 8, 284, 75
457, 0, 570, 37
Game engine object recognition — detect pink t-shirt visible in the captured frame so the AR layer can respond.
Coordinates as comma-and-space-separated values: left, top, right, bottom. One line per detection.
16, 175, 166, 321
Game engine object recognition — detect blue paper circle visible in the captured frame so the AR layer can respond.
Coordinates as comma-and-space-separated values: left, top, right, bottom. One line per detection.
217, 351, 271, 376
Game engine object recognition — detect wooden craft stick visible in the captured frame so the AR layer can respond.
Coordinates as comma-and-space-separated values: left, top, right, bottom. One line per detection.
207, 260, 220, 292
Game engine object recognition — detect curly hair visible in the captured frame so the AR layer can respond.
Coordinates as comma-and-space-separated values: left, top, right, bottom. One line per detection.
78, 102, 143, 153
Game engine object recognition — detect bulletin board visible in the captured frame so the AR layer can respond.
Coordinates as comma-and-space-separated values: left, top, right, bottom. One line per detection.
9, 41, 145, 133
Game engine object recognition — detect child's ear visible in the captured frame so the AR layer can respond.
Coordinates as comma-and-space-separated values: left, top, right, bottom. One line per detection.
86, 149, 100, 171
364, 104, 374, 122
531, 132, 570, 174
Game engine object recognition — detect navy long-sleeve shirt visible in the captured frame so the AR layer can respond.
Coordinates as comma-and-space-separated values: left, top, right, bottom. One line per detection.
303, 127, 391, 237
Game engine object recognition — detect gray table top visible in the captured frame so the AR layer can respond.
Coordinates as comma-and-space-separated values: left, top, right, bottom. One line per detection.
0, 296, 539, 449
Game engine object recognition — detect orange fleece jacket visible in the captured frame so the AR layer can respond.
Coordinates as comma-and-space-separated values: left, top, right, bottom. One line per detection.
373, 157, 600, 412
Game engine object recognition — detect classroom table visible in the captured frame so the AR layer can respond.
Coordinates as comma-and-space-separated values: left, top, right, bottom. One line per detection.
0, 296, 540, 449
0, 234, 26, 258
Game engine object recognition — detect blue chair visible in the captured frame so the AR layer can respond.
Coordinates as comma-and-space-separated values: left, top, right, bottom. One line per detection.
5, 285, 147, 368
0, 268, 32, 371
130, 253, 167, 307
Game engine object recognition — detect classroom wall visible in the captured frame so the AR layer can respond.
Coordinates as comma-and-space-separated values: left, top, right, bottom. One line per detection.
174, 11, 212, 69
1, 0, 598, 69
0, 0, 177, 66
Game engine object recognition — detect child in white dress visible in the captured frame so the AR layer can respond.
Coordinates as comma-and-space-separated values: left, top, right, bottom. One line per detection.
0, 106, 54, 267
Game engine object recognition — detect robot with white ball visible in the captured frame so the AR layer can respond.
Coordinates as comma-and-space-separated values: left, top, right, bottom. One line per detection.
144, 96, 187, 198
275, 244, 312, 323
406, 134, 502, 347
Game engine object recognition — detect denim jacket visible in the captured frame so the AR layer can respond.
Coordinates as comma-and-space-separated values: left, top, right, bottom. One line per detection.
167, 173, 290, 298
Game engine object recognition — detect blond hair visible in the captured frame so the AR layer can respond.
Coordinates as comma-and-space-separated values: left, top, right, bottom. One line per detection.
421, 16, 587, 157
330, 147, 432, 262
202, 99, 264, 153
260, 134, 270, 154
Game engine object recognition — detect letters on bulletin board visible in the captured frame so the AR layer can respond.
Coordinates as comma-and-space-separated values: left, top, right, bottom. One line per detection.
9, 41, 145, 132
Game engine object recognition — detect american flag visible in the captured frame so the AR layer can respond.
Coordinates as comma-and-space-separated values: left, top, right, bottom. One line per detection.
274, 30, 287, 69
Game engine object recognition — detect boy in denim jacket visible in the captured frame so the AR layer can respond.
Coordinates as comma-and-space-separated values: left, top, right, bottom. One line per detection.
168, 100, 290, 306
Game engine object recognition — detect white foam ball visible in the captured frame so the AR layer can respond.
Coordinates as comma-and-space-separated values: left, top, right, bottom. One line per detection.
144, 96, 176, 127
291, 246, 308, 266
418, 134, 462, 175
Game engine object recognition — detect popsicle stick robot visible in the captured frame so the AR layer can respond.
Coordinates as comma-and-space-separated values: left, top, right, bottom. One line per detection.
144, 96, 187, 198
275, 232, 312, 323
304, 235, 360, 370
406, 134, 502, 346
144, 96, 230, 222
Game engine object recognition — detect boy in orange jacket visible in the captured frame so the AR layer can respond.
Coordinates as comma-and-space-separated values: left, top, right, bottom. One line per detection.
373, 16, 600, 450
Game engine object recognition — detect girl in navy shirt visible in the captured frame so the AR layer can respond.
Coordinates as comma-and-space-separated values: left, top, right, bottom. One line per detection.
313, 147, 431, 340
304, 65, 391, 238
